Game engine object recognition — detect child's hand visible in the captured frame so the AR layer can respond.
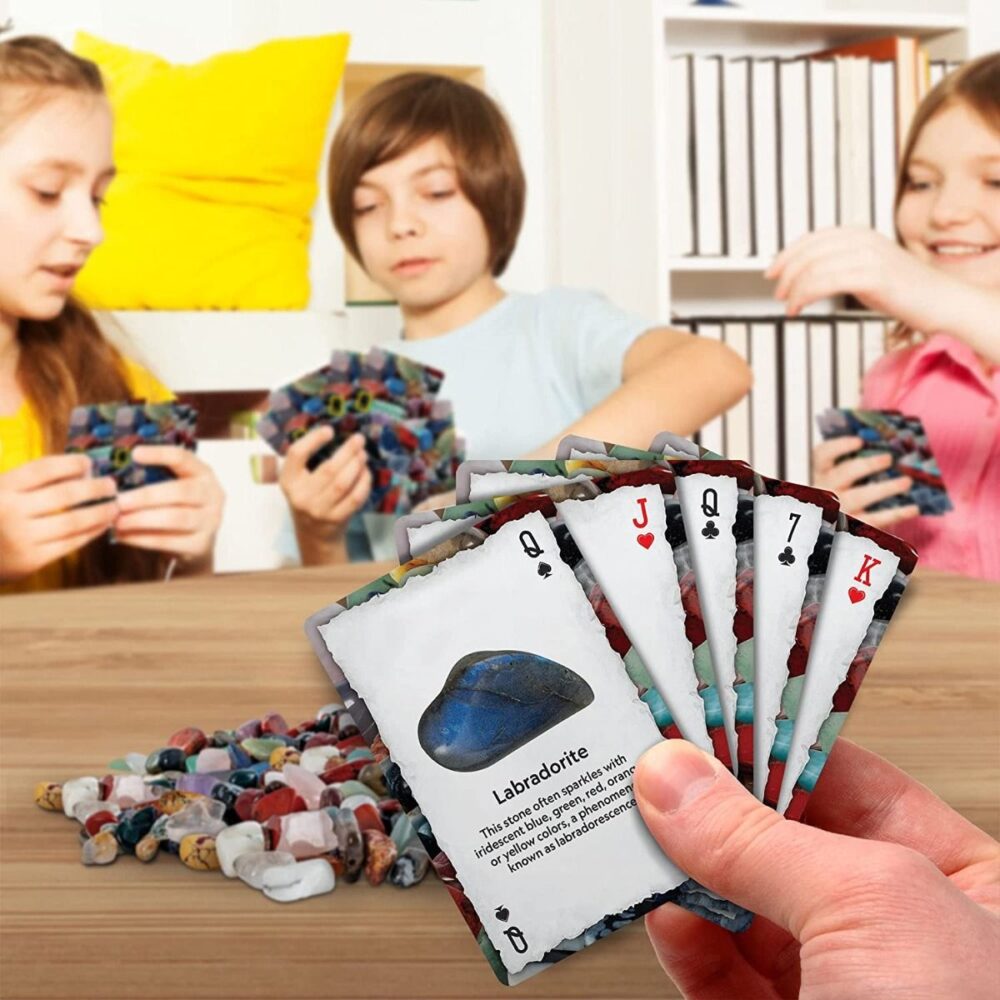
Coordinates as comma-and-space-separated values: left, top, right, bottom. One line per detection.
813, 437, 920, 529
113, 446, 224, 568
280, 427, 372, 562
0, 455, 118, 581
413, 489, 456, 514
767, 227, 957, 327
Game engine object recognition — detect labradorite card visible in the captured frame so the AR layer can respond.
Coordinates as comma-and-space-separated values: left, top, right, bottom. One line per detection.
318, 511, 687, 976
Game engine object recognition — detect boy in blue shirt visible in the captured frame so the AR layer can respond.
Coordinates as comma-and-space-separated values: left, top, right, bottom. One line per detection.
282, 72, 751, 564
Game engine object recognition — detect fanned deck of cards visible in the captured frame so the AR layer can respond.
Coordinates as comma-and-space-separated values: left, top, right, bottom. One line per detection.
65, 401, 197, 490
817, 407, 952, 516
305, 431, 917, 986
257, 348, 465, 514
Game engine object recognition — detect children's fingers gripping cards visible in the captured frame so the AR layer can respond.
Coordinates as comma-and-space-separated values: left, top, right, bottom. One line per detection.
764, 515, 918, 818
401, 469, 711, 752
742, 477, 840, 797
306, 509, 751, 986
817, 407, 952, 516
66, 401, 198, 491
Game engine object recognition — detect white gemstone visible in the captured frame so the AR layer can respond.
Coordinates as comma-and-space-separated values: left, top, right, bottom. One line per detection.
299, 747, 342, 775
215, 821, 266, 878
261, 858, 336, 902
62, 777, 100, 818
233, 850, 296, 890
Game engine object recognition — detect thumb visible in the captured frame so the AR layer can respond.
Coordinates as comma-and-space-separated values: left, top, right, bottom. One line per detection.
634, 740, 857, 939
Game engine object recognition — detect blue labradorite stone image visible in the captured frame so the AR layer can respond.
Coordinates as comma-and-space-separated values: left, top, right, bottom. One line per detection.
418, 649, 594, 772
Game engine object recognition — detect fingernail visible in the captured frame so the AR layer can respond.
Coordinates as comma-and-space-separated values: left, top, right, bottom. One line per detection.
638, 742, 720, 814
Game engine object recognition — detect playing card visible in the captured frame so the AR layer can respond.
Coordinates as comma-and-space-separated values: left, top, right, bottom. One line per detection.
817, 407, 952, 516
65, 400, 197, 491
740, 477, 840, 798
452, 443, 745, 773
306, 506, 751, 985
256, 348, 461, 514
764, 515, 918, 818
649, 450, 756, 775
400, 468, 711, 751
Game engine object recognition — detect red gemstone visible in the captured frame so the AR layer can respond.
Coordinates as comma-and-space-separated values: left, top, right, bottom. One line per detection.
335, 735, 367, 753
320, 760, 365, 785
234, 788, 264, 823
352, 801, 383, 836
303, 733, 339, 749
251, 786, 307, 823
260, 713, 289, 736
167, 727, 207, 757
84, 810, 117, 837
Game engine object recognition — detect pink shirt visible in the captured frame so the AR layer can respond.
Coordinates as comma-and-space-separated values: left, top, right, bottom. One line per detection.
862, 333, 1000, 581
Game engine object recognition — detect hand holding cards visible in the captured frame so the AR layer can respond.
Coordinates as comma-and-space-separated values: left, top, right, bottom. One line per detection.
305, 431, 917, 985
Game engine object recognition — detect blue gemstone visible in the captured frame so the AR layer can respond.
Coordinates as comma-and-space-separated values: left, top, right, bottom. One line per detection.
418, 650, 594, 772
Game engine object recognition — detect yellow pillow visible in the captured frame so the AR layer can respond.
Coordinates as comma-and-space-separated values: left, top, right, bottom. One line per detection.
73, 32, 350, 309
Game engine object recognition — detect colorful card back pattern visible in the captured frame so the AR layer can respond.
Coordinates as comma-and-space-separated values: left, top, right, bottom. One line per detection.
403, 466, 711, 752
256, 349, 462, 514
306, 498, 752, 986
741, 477, 840, 798
66, 401, 197, 490
817, 407, 952, 516
764, 515, 918, 819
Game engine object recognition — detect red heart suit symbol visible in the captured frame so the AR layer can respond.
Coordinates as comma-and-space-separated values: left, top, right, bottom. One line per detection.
848, 587, 865, 604
636, 533, 654, 549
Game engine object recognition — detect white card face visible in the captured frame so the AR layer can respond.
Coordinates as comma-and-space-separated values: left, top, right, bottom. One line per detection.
674, 473, 740, 769
557, 485, 710, 751
318, 512, 686, 975
776, 530, 901, 812
752, 495, 824, 799
465, 471, 589, 503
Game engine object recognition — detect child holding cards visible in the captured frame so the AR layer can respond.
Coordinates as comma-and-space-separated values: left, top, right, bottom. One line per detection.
0, 36, 224, 593
282, 72, 752, 562
769, 52, 1000, 580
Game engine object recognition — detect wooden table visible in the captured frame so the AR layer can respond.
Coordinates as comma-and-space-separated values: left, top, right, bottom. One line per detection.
1, 566, 998, 999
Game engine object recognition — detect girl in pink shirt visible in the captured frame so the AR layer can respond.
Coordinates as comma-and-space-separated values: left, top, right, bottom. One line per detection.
767, 52, 1000, 581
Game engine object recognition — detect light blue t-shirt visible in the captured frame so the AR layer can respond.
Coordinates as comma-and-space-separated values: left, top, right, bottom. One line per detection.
346, 286, 650, 559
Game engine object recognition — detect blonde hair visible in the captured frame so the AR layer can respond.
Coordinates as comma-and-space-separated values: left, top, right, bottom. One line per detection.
890, 50, 1000, 349
0, 35, 165, 585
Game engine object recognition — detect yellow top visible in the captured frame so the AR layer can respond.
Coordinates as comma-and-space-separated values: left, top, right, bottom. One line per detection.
0, 358, 173, 595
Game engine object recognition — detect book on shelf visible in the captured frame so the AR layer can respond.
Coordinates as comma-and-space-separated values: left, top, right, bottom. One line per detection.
667, 54, 695, 257
836, 56, 872, 228
870, 59, 898, 238
723, 58, 753, 258
807, 58, 837, 231
750, 57, 779, 257
778, 58, 810, 248
692, 54, 725, 255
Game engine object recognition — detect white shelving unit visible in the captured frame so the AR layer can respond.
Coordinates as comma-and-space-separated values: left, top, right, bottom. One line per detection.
546, 0, 979, 324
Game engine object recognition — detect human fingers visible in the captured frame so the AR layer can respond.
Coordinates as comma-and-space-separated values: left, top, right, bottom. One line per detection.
32, 497, 119, 543
31, 520, 114, 567
644, 903, 781, 1000
114, 504, 204, 535
855, 504, 921, 530
0, 453, 92, 492
26, 475, 117, 516
843, 474, 913, 512
804, 740, 1000, 883
311, 434, 368, 490
279, 425, 337, 481
812, 437, 864, 477
115, 476, 212, 514
819, 451, 895, 494
765, 227, 848, 280
130, 444, 202, 478
633, 740, 946, 940
319, 463, 372, 523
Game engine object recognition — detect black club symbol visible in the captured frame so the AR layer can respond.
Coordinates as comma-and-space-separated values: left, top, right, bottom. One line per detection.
701, 520, 720, 539
778, 546, 795, 566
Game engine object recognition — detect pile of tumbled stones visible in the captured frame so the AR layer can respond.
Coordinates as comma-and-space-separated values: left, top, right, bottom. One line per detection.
34, 705, 431, 902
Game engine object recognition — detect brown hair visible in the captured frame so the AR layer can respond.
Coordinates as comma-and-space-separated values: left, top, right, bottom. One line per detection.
328, 72, 525, 277
0, 35, 165, 585
890, 50, 1000, 348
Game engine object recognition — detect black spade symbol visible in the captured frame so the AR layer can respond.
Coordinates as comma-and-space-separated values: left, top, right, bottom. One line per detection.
701, 520, 720, 539
495, 905, 510, 922
537, 561, 552, 578
778, 546, 795, 566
